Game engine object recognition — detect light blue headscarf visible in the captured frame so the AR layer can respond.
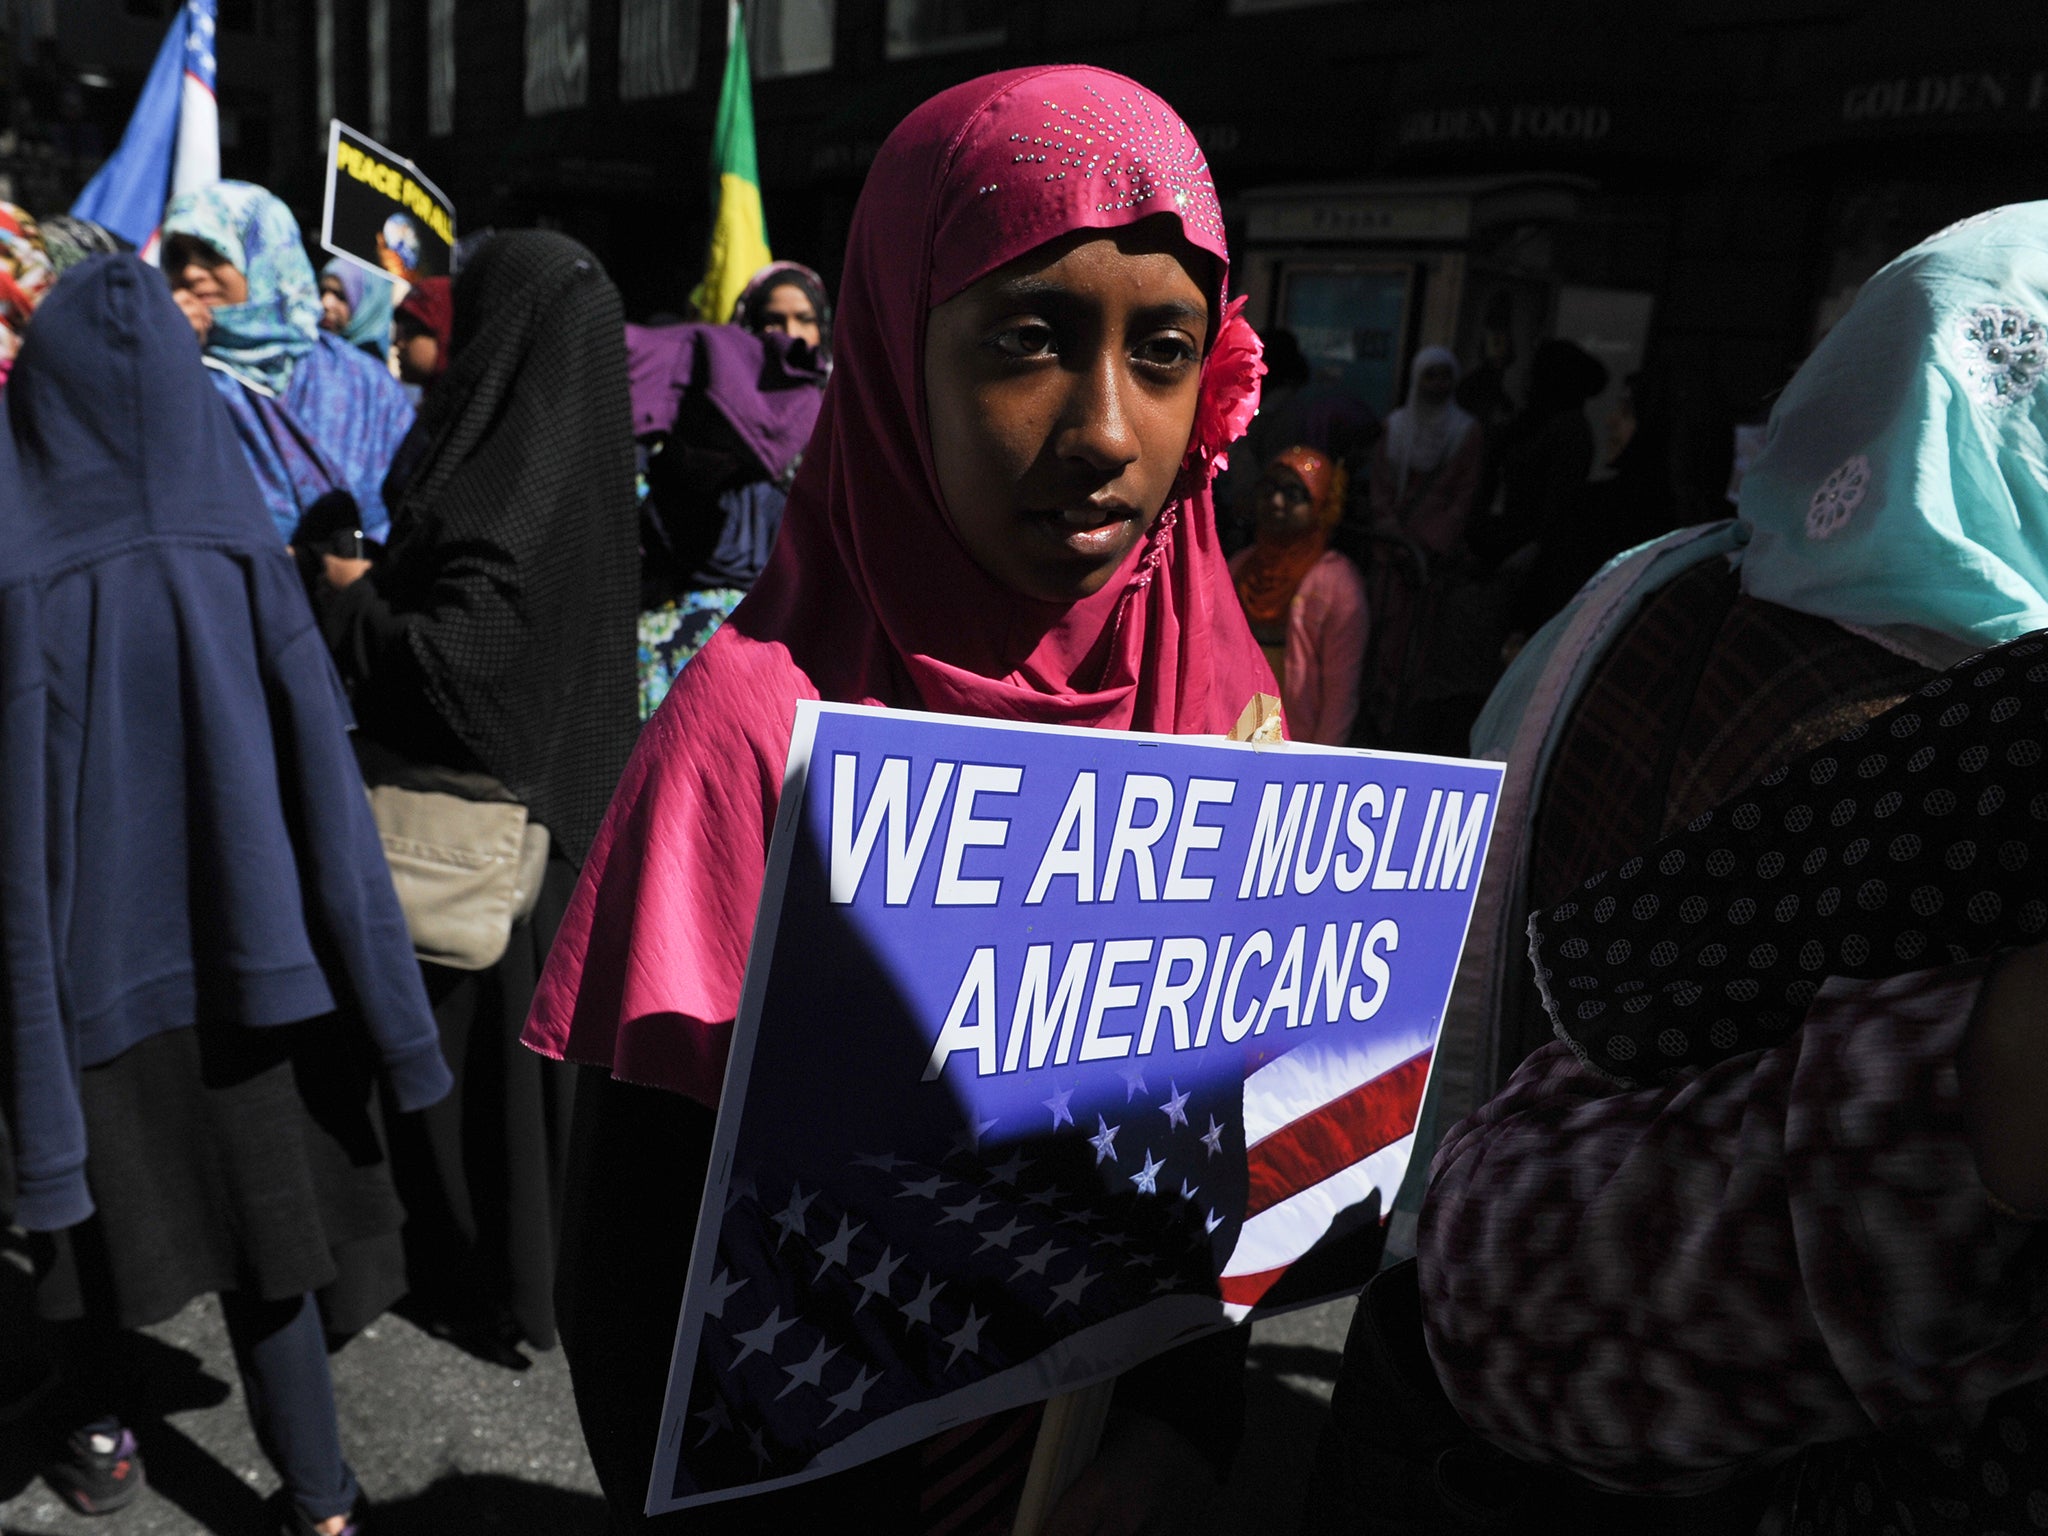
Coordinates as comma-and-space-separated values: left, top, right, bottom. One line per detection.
319, 256, 394, 355
1738, 203, 2048, 662
162, 181, 322, 396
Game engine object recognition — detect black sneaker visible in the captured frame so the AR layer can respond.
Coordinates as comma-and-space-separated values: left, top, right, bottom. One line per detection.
45, 1420, 146, 1516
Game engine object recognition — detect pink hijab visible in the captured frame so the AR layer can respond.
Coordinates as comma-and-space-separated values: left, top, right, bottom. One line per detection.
523, 66, 1274, 1103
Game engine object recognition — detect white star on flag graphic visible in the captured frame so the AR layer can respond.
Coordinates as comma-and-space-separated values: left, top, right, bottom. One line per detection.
1012, 1241, 1062, 1278
853, 1247, 905, 1310
775, 1336, 841, 1400
1160, 1081, 1190, 1128
814, 1215, 864, 1279
1041, 1084, 1075, 1128
692, 1398, 732, 1446
824, 1365, 880, 1425
1048, 1265, 1099, 1313
1129, 1150, 1165, 1195
942, 1307, 985, 1368
730, 1306, 797, 1368
899, 1274, 945, 1328
975, 1217, 1029, 1253
771, 1185, 816, 1249
702, 1267, 747, 1320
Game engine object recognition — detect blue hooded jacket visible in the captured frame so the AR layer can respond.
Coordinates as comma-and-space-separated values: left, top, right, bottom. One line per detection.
0, 255, 449, 1231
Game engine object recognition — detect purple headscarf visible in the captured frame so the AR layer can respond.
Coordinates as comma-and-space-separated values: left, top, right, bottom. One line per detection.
624, 321, 826, 481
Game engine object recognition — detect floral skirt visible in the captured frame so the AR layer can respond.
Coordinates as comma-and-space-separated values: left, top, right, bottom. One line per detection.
637, 588, 747, 722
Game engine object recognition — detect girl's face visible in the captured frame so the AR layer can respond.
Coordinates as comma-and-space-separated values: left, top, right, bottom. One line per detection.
394, 315, 439, 383
923, 217, 1211, 605
754, 281, 822, 351
1255, 466, 1318, 540
319, 276, 352, 333
163, 236, 248, 307
1415, 360, 1456, 404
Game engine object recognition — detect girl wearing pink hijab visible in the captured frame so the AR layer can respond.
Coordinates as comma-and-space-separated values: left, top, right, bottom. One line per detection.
526, 67, 1272, 1531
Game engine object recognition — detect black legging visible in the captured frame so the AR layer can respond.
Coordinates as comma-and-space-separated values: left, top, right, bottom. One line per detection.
66, 1290, 356, 1525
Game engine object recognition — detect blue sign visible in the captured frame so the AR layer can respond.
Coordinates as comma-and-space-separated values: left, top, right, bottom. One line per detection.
649, 703, 1503, 1512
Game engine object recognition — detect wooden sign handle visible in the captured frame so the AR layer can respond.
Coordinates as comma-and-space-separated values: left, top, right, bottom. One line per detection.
1010, 1380, 1117, 1536
1231, 692, 1285, 744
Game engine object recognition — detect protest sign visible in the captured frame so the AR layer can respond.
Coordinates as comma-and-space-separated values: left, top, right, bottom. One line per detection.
648, 703, 1503, 1513
318, 119, 454, 282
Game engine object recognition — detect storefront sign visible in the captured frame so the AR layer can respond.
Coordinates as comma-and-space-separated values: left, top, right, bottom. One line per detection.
1245, 195, 1470, 244
1838, 69, 2048, 127
1396, 102, 1614, 149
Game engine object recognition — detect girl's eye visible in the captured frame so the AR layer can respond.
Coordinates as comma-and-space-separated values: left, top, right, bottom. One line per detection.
992, 323, 1056, 359
1135, 334, 1197, 370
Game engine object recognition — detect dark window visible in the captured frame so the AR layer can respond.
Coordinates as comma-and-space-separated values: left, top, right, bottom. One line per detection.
884, 0, 1004, 59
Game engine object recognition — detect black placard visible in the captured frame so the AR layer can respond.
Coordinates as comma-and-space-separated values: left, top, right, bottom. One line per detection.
319, 119, 455, 283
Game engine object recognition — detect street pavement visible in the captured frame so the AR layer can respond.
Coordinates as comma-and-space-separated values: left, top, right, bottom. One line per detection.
0, 1282, 1353, 1536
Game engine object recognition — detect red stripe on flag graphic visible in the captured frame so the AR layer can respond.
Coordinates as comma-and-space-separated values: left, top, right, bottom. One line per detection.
1242, 1049, 1431, 1220
1218, 1264, 1290, 1308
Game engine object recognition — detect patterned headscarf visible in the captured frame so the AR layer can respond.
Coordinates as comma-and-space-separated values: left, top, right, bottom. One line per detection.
162, 181, 323, 396
1738, 202, 2048, 662
37, 214, 130, 275
0, 203, 55, 344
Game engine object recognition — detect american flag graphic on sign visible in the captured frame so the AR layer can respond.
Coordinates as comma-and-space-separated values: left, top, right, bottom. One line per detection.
649, 704, 1499, 1513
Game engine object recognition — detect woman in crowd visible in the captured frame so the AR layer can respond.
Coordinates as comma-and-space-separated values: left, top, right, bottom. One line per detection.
630, 278, 829, 717
1406, 203, 2048, 1532
34, 213, 130, 274
1231, 445, 1368, 745
309, 231, 639, 1360
1483, 338, 1607, 595
524, 66, 1269, 1533
4, 256, 448, 1536
1370, 346, 1482, 555
393, 276, 452, 388
317, 256, 396, 363
161, 181, 414, 545
0, 202, 54, 388
1362, 345, 1482, 741
730, 259, 832, 367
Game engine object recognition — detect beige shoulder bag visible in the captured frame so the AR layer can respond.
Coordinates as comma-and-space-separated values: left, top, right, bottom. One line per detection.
356, 740, 550, 971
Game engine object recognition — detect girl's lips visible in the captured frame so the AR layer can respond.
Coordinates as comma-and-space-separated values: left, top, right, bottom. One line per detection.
1036, 504, 1136, 560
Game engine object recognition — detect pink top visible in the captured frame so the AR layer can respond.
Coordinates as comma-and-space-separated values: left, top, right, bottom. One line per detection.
1368, 422, 1483, 557
1230, 547, 1368, 746
522, 66, 1275, 1105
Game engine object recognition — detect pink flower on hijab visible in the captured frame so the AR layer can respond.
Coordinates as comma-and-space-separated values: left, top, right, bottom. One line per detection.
1184, 295, 1265, 484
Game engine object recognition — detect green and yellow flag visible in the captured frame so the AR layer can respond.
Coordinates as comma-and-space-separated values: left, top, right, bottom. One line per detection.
690, 0, 772, 323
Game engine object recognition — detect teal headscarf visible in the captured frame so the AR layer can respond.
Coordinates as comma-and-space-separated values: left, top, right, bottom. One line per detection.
1738, 202, 2048, 663
319, 255, 394, 355
162, 181, 322, 396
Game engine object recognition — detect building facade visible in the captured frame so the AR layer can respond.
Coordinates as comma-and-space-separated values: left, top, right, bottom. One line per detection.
4, 0, 295, 216
37, 0, 2048, 505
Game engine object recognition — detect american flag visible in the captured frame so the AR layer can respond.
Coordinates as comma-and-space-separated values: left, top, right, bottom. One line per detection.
1224, 1025, 1434, 1309
649, 704, 1496, 1511
672, 1056, 1250, 1499
659, 949, 1439, 1511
